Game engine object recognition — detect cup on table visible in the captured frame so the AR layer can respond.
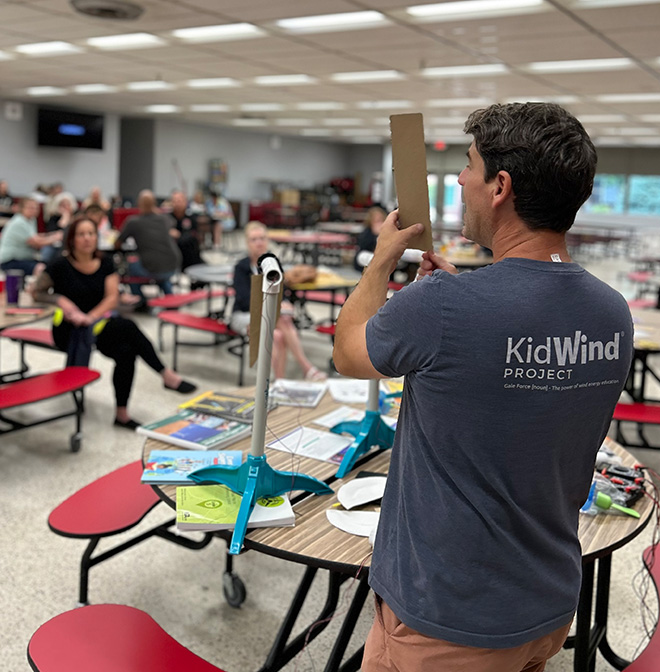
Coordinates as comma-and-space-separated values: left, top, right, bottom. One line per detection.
5, 269, 24, 305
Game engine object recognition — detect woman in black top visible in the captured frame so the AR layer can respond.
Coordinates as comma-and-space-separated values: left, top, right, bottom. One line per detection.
32, 216, 196, 429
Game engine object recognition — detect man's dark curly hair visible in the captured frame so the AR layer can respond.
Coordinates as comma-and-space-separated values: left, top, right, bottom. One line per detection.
464, 103, 597, 233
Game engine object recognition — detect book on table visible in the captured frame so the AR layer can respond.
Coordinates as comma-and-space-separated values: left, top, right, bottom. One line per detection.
137, 409, 251, 450
179, 390, 277, 424
176, 483, 295, 531
266, 426, 354, 464
141, 449, 243, 485
269, 379, 327, 408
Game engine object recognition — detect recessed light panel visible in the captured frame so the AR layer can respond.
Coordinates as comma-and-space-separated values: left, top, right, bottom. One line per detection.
87, 33, 165, 50
172, 23, 264, 42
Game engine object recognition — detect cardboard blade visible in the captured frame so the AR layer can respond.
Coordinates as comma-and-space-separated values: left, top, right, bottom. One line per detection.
390, 113, 433, 251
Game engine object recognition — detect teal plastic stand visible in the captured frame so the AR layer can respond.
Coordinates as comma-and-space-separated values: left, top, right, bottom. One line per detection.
188, 254, 332, 555
190, 455, 332, 554
331, 379, 395, 478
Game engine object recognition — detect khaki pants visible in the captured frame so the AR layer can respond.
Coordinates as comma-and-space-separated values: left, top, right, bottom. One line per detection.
362, 596, 572, 672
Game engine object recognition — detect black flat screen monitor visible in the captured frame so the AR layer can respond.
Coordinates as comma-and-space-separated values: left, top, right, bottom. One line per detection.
37, 107, 104, 150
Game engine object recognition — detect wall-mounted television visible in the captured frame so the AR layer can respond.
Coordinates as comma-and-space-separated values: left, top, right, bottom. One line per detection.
37, 107, 104, 150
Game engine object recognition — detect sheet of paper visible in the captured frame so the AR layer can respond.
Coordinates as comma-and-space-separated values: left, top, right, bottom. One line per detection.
267, 426, 353, 464
327, 378, 369, 404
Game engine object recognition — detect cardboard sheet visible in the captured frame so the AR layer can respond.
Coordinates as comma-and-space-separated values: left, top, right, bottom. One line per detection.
390, 113, 433, 251
249, 274, 283, 367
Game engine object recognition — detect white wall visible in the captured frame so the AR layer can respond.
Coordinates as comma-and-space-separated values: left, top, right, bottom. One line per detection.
153, 119, 355, 201
0, 100, 119, 199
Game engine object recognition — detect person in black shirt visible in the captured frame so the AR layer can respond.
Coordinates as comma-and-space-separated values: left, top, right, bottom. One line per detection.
32, 216, 196, 429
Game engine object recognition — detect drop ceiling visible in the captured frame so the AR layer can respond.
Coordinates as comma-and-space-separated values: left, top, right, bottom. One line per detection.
2, 0, 660, 147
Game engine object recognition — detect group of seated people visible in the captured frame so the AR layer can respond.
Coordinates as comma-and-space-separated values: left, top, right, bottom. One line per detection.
0, 185, 329, 429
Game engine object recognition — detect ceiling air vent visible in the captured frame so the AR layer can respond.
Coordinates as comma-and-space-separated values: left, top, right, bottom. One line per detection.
70, 0, 144, 20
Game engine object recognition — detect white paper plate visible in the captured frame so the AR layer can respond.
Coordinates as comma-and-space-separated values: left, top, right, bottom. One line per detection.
326, 509, 380, 537
337, 476, 386, 510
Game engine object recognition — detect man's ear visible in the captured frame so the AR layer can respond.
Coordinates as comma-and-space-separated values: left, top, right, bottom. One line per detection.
492, 170, 513, 207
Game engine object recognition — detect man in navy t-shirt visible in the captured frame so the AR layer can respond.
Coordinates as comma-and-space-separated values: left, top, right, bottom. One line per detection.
334, 103, 633, 672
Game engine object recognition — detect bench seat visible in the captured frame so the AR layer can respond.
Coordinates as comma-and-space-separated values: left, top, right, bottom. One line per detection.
0, 367, 100, 451
148, 288, 232, 310
1, 327, 58, 379
28, 604, 225, 672
612, 402, 660, 448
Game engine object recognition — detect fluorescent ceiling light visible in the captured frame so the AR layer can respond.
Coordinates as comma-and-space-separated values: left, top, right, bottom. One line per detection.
86, 33, 165, 50
15, 41, 83, 56
172, 23, 264, 42
639, 114, 660, 122
301, 128, 333, 136
341, 128, 386, 136
127, 81, 175, 91
407, 0, 543, 20
608, 127, 658, 135
632, 137, 660, 145
189, 104, 231, 112
579, 114, 627, 123
430, 116, 467, 124
275, 118, 312, 126
232, 118, 267, 126
427, 97, 493, 107
422, 64, 508, 77
323, 118, 364, 126
526, 58, 632, 73
26, 86, 67, 96
430, 128, 467, 136
240, 103, 285, 112
187, 78, 239, 88
597, 93, 660, 103
276, 10, 388, 33
356, 100, 412, 110
145, 104, 181, 113
0, 51, 15, 61
577, 0, 659, 7
593, 137, 627, 146
296, 102, 346, 111
73, 83, 118, 94
254, 74, 317, 86
504, 95, 580, 104
332, 70, 404, 83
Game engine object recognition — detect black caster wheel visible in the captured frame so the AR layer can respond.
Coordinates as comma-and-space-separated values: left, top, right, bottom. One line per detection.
222, 572, 246, 608
70, 432, 82, 453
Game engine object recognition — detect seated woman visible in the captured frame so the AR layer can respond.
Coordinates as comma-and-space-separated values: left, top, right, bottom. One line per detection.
230, 221, 326, 382
31, 216, 196, 429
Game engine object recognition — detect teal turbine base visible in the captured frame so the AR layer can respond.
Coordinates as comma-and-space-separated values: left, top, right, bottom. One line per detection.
331, 410, 395, 478
190, 454, 333, 554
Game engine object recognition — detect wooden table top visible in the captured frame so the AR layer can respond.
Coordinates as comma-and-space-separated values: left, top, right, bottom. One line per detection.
287, 270, 358, 292
144, 391, 652, 573
268, 229, 352, 245
632, 308, 660, 350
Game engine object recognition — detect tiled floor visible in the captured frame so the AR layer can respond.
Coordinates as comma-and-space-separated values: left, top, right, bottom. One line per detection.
2, 242, 659, 671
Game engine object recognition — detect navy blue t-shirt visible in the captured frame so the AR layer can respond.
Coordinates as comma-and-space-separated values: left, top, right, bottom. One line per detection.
366, 258, 633, 648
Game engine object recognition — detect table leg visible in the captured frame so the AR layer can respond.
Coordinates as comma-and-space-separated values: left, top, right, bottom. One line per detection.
258, 568, 369, 672
568, 555, 629, 672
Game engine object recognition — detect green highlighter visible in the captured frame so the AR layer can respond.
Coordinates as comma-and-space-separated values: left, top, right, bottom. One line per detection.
595, 491, 640, 519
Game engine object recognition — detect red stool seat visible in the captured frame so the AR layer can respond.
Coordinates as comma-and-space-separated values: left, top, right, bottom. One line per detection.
27, 604, 225, 672
316, 324, 336, 336
48, 461, 159, 538
627, 299, 656, 309
158, 311, 237, 336
1, 327, 55, 348
301, 290, 346, 305
613, 403, 660, 424
0, 367, 100, 410
148, 289, 230, 309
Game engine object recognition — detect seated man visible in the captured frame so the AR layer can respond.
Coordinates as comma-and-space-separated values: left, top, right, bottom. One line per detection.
115, 190, 182, 301
230, 221, 326, 381
167, 190, 205, 272
0, 198, 61, 275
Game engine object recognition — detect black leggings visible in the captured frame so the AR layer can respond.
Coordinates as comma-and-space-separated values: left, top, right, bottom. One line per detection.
54, 316, 165, 407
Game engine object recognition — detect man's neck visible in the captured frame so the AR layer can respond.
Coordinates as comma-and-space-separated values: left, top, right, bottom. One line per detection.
488, 220, 571, 264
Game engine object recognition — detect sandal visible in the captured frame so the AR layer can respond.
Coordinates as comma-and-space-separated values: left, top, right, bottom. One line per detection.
304, 366, 327, 382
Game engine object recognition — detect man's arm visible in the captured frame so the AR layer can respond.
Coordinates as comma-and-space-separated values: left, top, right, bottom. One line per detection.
333, 211, 424, 379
